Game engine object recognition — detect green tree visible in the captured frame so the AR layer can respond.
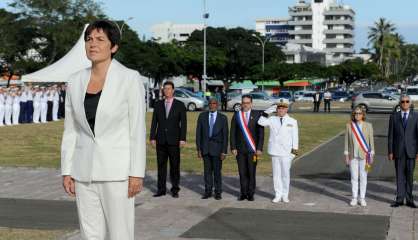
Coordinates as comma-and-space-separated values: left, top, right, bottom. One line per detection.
368, 18, 396, 75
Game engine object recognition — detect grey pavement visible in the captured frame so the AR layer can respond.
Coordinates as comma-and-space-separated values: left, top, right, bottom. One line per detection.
1, 113, 417, 239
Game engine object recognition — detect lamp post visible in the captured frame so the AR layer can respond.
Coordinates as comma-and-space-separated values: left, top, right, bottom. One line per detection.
252, 34, 271, 73
202, 0, 209, 92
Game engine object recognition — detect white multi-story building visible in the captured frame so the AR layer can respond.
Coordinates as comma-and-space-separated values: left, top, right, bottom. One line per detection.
151, 22, 204, 43
255, 18, 290, 46
257, 0, 355, 65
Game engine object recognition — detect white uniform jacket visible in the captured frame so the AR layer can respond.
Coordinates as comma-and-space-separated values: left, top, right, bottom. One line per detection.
258, 114, 299, 157
61, 60, 146, 182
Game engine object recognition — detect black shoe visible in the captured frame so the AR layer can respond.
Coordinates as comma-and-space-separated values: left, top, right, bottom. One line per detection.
391, 202, 404, 208
153, 192, 166, 197
406, 202, 417, 208
215, 194, 222, 200
238, 195, 247, 201
201, 193, 212, 199
247, 195, 254, 201
171, 192, 179, 198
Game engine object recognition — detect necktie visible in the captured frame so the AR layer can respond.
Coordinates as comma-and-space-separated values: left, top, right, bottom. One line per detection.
280, 117, 283, 125
209, 113, 215, 137
403, 112, 407, 128
165, 101, 170, 118
245, 112, 250, 125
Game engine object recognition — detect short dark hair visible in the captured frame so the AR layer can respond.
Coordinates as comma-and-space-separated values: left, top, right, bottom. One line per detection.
84, 20, 121, 57
163, 81, 175, 89
242, 94, 253, 102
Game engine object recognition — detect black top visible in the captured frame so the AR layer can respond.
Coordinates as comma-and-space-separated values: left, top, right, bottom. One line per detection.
84, 91, 102, 135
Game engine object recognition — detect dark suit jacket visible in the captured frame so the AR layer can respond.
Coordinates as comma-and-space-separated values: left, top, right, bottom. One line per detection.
313, 93, 322, 103
196, 111, 228, 156
230, 110, 264, 153
388, 110, 418, 158
150, 98, 187, 145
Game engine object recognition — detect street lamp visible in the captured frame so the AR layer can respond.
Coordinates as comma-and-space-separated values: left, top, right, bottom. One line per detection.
252, 34, 271, 73
202, 0, 209, 92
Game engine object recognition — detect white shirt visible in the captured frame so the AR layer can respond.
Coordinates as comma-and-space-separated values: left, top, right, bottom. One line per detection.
0, 93, 5, 105
208, 111, 218, 124
243, 109, 251, 124
20, 92, 28, 102
401, 110, 410, 120
26, 91, 33, 101
324, 91, 332, 100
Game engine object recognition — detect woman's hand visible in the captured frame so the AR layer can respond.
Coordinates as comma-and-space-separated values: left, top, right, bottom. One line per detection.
62, 175, 76, 197
128, 177, 144, 198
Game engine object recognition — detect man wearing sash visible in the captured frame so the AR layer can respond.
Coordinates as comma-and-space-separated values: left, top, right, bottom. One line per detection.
388, 95, 418, 208
344, 107, 375, 207
230, 94, 264, 201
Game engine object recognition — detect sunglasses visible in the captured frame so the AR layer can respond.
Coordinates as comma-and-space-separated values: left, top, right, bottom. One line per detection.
401, 101, 410, 103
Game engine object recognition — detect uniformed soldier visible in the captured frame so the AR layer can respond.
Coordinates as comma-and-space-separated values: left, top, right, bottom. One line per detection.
19, 87, 27, 123
40, 87, 48, 123
4, 88, 13, 125
258, 99, 299, 203
33, 86, 42, 123
12, 89, 20, 125
26, 86, 34, 123
52, 85, 60, 121
0, 87, 5, 126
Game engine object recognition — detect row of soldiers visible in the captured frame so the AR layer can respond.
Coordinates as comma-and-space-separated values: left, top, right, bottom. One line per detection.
0, 84, 66, 126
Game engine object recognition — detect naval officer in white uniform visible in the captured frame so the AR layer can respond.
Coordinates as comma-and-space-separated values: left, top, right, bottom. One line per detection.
258, 99, 299, 203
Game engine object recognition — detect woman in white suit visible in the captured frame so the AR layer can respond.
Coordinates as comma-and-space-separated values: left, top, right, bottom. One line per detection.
258, 100, 299, 203
61, 20, 146, 240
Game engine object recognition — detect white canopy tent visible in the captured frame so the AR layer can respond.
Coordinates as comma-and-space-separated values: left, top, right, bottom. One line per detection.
22, 25, 91, 83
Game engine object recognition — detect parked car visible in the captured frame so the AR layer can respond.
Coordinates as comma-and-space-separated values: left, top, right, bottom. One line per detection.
332, 91, 350, 102
352, 92, 400, 112
227, 92, 291, 112
295, 91, 317, 102
406, 86, 418, 102
272, 91, 293, 101
174, 88, 207, 111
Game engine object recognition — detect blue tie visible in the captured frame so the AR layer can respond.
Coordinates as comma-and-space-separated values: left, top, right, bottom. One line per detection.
403, 112, 407, 128
209, 113, 215, 137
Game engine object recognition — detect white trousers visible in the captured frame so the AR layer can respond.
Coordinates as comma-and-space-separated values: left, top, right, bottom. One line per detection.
52, 101, 59, 121
4, 105, 12, 125
12, 104, 20, 125
75, 180, 135, 240
40, 103, 47, 123
33, 102, 41, 123
349, 158, 367, 199
272, 155, 293, 199
0, 105, 4, 126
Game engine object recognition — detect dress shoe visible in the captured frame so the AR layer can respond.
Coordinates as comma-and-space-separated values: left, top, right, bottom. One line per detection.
282, 197, 289, 203
247, 195, 254, 201
201, 193, 212, 199
214, 194, 222, 200
238, 195, 247, 201
153, 192, 166, 197
171, 192, 179, 198
391, 202, 404, 208
406, 202, 417, 208
272, 196, 281, 203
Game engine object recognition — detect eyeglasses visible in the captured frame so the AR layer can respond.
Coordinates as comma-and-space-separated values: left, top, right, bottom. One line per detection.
354, 112, 363, 115
401, 101, 410, 103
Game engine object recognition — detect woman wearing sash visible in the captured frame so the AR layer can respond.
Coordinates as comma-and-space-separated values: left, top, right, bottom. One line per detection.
344, 107, 375, 207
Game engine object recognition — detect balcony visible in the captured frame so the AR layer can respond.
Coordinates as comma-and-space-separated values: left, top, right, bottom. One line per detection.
323, 38, 354, 44
323, 20, 354, 26
324, 10, 355, 18
288, 29, 313, 35
324, 29, 354, 35
288, 20, 313, 26
326, 48, 354, 53
289, 39, 313, 44
289, 11, 312, 17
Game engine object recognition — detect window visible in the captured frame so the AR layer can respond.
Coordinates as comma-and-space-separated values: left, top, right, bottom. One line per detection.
363, 93, 383, 99
174, 90, 187, 98
407, 88, 418, 95
251, 94, 264, 100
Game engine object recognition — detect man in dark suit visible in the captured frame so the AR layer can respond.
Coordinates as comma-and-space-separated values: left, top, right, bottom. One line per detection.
313, 91, 321, 112
150, 81, 187, 198
230, 95, 264, 201
388, 95, 418, 208
196, 98, 228, 200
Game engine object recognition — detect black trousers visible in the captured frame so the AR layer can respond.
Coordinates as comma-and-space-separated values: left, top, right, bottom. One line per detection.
395, 149, 416, 203
324, 100, 331, 112
236, 152, 257, 196
26, 101, 33, 123
156, 143, 181, 193
19, 102, 26, 123
47, 101, 53, 121
203, 155, 222, 194
58, 102, 65, 119
313, 101, 320, 112
221, 101, 227, 111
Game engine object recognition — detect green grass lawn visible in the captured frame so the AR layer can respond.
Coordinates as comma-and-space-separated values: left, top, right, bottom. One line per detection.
0, 112, 348, 176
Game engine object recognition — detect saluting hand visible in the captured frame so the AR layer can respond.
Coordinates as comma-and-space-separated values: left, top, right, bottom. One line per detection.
150, 140, 156, 147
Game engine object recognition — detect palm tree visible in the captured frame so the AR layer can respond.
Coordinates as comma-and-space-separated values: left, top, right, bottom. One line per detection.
368, 18, 397, 71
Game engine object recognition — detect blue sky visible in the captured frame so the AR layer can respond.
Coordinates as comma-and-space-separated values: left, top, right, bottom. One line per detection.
1, 0, 418, 51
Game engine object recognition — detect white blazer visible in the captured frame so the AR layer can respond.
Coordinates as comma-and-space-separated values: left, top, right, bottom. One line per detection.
61, 60, 146, 182
258, 114, 299, 157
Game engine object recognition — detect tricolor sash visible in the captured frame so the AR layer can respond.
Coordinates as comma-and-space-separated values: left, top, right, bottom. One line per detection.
236, 111, 256, 153
351, 121, 372, 172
